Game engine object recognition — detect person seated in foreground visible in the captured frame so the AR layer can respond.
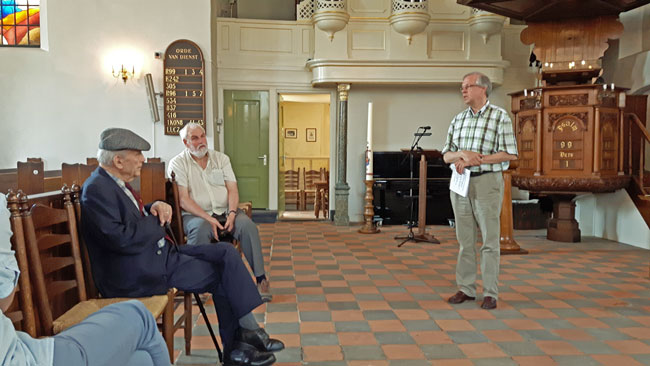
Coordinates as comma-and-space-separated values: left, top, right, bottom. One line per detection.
79, 127, 283, 366
0, 194, 171, 366
168, 123, 272, 301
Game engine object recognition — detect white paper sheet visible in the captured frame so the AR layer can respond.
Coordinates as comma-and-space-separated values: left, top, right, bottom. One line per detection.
449, 164, 471, 197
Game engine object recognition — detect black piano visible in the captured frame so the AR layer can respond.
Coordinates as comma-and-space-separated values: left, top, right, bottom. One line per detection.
372, 150, 454, 226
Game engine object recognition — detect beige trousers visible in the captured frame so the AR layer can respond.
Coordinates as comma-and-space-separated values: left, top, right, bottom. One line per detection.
450, 172, 504, 299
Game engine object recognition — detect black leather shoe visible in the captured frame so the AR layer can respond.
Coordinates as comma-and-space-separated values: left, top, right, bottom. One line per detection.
237, 327, 285, 353
224, 342, 276, 366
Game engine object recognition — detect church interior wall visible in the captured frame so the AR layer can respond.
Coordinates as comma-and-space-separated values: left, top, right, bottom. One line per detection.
0, 0, 215, 170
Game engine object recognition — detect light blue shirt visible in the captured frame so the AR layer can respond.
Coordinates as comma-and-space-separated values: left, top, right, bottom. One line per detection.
0, 195, 54, 366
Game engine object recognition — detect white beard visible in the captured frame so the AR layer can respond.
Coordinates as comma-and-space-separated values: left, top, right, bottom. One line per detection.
189, 146, 208, 158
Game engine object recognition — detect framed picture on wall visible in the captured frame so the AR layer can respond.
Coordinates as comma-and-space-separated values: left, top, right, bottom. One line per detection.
285, 128, 297, 139
306, 128, 317, 142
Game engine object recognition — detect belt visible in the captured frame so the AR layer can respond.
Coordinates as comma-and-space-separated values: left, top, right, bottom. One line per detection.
470, 171, 494, 177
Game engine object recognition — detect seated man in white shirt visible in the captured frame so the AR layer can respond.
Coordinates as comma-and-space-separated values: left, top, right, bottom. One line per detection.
168, 123, 271, 301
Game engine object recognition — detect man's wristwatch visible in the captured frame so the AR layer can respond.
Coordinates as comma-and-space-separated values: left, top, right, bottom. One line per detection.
228, 209, 237, 216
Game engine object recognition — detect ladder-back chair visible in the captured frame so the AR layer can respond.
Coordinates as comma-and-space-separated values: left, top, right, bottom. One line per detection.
4, 190, 37, 337
20, 187, 176, 359
284, 169, 302, 210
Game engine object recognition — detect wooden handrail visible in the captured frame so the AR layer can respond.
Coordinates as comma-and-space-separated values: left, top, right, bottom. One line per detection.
627, 113, 650, 143
626, 112, 648, 194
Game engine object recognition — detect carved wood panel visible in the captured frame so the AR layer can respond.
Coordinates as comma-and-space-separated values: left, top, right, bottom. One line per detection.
600, 112, 618, 171
549, 94, 588, 107
517, 115, 537, 170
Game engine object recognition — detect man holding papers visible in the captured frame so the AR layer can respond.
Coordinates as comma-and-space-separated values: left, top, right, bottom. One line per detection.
441, 72, 518, 310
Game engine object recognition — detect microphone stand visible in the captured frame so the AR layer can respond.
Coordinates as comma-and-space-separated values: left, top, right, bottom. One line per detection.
395, 127, 437, 247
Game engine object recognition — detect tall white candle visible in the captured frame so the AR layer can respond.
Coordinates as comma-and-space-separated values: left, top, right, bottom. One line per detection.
366, 102, 373, 180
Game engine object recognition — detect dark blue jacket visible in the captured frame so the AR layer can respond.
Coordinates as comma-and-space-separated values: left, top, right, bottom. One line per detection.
80, 167, 170, 298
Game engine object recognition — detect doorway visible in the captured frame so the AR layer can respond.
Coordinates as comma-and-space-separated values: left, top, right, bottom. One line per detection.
278, 93, 331, 220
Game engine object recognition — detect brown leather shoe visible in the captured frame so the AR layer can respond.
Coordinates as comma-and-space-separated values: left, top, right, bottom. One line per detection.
447, 291, 476, 304
481, 296, 497, 310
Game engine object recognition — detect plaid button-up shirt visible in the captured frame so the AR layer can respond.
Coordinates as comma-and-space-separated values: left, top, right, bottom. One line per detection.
441, 101, 518, 173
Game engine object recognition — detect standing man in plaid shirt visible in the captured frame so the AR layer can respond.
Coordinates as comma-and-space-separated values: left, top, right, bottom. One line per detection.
441, 72, 518, 310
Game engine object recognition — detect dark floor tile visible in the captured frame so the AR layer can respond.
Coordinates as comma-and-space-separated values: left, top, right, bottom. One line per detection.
447, 330, 488, 344
300, 311, 332, 321
496, 341, 545, 356
328, 302, 360, 310
301, 333, 340, 346
420, 344, 465, 359
364, 310, 397, 320
334, 321, 371, 332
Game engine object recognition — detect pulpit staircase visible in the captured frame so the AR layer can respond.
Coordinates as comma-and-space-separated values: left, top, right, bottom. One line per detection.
625, 111, 650, 229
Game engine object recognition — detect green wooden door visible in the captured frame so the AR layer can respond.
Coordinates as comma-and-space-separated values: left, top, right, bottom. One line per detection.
224, 90, 269, 208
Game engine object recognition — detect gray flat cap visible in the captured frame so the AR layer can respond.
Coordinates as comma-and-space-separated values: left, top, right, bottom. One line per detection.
99, 128, 151, 151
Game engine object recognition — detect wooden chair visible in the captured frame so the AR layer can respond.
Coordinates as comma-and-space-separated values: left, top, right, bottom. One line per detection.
61, 163, 96, 188
165, 171, 224, 361
17, 160, 44, 195
303, 169, 321, 210
4, 190, 37, 337
284, 169, 302, 210
138, 161, 167, 204
86, 158, 98, 166
314, 169, 329, 219
20, 187, 176, 359
128, 162, 196, 357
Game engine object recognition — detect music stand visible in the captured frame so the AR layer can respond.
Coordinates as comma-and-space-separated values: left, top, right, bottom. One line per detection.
395, 128, 440, 247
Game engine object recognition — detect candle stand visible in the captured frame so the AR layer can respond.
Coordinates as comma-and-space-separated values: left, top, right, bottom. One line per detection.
358, 179, 380, 234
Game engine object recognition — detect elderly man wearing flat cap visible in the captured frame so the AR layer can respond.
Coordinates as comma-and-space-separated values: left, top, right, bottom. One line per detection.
1, 194, 171, 366
80, 128, 283, 366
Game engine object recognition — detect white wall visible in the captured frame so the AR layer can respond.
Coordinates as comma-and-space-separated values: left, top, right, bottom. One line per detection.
575, 190, 650, 249
0, 0, 215, 170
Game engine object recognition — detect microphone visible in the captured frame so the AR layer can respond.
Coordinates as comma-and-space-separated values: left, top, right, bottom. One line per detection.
420, 126, 431, 130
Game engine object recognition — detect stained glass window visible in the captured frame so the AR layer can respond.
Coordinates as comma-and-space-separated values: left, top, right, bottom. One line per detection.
1, 0, 40, 47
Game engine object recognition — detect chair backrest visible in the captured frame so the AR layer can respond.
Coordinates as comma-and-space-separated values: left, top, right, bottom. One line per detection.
70, 185, 98, 299
17, 160, 44, 195
165, 172, 185, 245
86, 158, 98, 166
4, 191, 37, 337
139, 161, 167, 203
304, 169, 321, 190
319, 168, 329, 182
61, 163, 96, 188
284, 169, 300, 190
21, 187, 87, 336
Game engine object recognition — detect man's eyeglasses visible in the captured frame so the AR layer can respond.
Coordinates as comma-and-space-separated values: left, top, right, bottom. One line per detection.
460, 84, 483, 92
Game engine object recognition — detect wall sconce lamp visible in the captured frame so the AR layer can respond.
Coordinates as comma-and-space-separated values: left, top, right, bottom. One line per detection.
112, 64, 135, 83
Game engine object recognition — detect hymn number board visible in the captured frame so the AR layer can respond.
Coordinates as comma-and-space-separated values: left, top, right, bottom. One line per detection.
552, 117, 584, 170
163, 39, 206, 135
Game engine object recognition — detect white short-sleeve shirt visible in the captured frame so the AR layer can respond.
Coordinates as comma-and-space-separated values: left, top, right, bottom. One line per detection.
168, 149, 237, 215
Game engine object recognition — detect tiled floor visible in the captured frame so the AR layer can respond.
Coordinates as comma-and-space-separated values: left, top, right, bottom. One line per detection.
173, 222, 650, 366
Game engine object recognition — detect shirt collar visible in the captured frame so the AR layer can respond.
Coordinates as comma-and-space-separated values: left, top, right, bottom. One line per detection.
104, 168, 126, 188
468, 101, 490, 117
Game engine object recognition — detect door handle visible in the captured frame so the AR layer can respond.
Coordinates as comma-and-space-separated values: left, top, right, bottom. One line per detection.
258, 154, 267, 166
